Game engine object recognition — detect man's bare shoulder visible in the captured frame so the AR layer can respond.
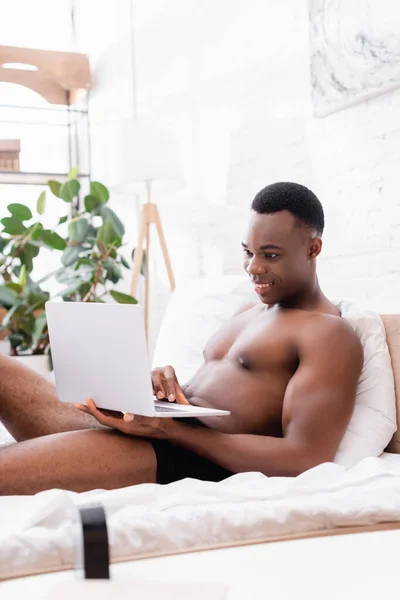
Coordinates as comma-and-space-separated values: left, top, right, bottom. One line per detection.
299, 312, 363, 361
232, 302, 259, 318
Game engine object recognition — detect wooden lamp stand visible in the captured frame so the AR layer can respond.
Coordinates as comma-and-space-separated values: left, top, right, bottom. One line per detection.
130, 181, 175, 339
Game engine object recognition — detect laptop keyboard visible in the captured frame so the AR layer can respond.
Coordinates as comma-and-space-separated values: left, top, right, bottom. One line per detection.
155, 405, 177, 412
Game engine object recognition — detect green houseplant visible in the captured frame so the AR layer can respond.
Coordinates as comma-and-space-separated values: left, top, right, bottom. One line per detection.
0, 171, 137, 359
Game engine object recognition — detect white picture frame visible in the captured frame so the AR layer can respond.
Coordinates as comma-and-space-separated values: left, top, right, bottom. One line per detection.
309, 0, 400, 117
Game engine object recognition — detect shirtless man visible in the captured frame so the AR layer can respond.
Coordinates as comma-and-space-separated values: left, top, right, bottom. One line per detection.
0, 182, 363, 495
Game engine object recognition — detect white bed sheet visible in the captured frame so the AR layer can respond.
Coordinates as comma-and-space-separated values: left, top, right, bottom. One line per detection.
2, 453, 400, 582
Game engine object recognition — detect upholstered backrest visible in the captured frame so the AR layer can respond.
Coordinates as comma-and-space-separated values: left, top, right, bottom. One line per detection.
382, 315, 400, 453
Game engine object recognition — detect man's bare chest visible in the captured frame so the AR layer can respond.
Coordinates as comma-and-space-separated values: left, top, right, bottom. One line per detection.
203, 310, 300, 374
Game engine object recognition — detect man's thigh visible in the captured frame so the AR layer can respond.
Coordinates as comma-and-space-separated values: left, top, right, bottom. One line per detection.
0, 428, 157, 495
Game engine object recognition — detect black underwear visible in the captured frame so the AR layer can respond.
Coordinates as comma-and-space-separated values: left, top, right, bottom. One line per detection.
151, 418, 234, 484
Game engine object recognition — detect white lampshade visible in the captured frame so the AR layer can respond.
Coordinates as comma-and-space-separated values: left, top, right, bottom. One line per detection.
109, 118, 185, 193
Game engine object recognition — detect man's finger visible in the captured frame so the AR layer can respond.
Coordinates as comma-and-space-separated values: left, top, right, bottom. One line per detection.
86, 398, 98, 411
163, 366, 177, 401
175, 385, 190, 405
85, 398, 105, 419
152, 370, 166, 399
163, 377, 176, 401
84, 399, 130, 431
85, 399, 114, 422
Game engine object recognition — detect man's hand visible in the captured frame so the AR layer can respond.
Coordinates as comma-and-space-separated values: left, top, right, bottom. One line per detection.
75, 399, 177, 439
151, 365, 189, 404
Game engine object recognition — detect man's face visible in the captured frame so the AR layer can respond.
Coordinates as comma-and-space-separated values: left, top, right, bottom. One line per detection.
242, 210, 321, 304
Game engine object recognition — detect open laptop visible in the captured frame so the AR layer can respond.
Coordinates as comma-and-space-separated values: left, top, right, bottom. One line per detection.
45, 301, 230, 419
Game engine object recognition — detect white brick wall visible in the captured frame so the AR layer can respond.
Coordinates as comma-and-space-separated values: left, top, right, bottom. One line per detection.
76, 0, 400, 335
311, 85, 400, 312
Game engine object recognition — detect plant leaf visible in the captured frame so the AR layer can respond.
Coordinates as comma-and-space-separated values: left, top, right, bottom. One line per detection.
84, 194, 101, 212
121, 255, 131, 269
18, 264, 27, 289
40, 230, 67, 251
97, 218, 119, 247
19, 311, 35, 335
60, 282, 83, 299
87, 225, 97, 237
60, 179, 80, 203
58, 215, 68, 225
102, 258, 122, 284
78, 282, 91, 298
96, 239, 107, 256
25, 242, 40, 260
82, 237, 96, 250
0, 237, 9, 253
110, 290, 137, 304
10, 243, 19, 257
74, 258, 95, 269
26, 274, 47, 293
90, 181, 109, 204
61, 246, 82, 267
2, 303, 21, 328
68, 217, 89, 243
8, 332, 26, 350
27, 290, 49, 310
99, 206, 125, 237
19, 243, 40, 273
48, 180, 62, 198
110, 236, 122, 248
5, 282, 22, 293
68, 166, 79, 179
31, 312, 47, 346
37, 191, 46, 215
0, 286, 19, 308
28, 241, 42, 249
30, 222, 44, 240
56, 268, 80, 284
132, 247, 146, 276
8, 203, 32, 221
1, 217, 27, 235
75, 264, 96, 283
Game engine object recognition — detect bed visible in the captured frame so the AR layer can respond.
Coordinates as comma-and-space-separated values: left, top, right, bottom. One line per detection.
1, 276, 400, 597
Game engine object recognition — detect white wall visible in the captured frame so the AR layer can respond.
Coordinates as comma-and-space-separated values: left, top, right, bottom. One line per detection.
310, 91, 400, 312
76, 0, 400, 343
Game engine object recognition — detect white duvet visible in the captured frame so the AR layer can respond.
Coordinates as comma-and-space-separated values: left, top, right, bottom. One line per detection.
2, 454, 400, 581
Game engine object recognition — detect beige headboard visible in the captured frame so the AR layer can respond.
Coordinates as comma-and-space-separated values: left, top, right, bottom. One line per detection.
381, 315, 400, 453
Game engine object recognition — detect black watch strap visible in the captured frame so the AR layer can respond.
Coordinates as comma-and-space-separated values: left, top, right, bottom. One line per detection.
78, 504, 110, 579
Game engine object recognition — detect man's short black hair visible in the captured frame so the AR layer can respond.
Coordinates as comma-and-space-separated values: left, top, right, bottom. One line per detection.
251, 182, 324, 235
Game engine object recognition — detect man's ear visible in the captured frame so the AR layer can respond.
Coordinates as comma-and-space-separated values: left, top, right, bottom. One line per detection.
309, 236, 322, 259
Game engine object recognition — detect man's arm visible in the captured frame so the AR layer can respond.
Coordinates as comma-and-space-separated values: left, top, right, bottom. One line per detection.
168, 316, 363, 476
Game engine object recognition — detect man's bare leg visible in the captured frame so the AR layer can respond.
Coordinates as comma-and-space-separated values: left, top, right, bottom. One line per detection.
0, 428, 156, 495
0, 354, 157, 495
0, 353, 100, 441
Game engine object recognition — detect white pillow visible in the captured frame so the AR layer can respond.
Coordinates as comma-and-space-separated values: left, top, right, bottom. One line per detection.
334, 299, 396, 465
153, 276, 397, 467
153, 276, 258, 384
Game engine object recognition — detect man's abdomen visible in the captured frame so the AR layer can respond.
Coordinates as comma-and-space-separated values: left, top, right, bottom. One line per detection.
184, 360, 289, 436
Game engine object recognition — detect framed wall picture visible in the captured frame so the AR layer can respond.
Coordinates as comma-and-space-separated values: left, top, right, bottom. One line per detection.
309, 0, 400, 116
